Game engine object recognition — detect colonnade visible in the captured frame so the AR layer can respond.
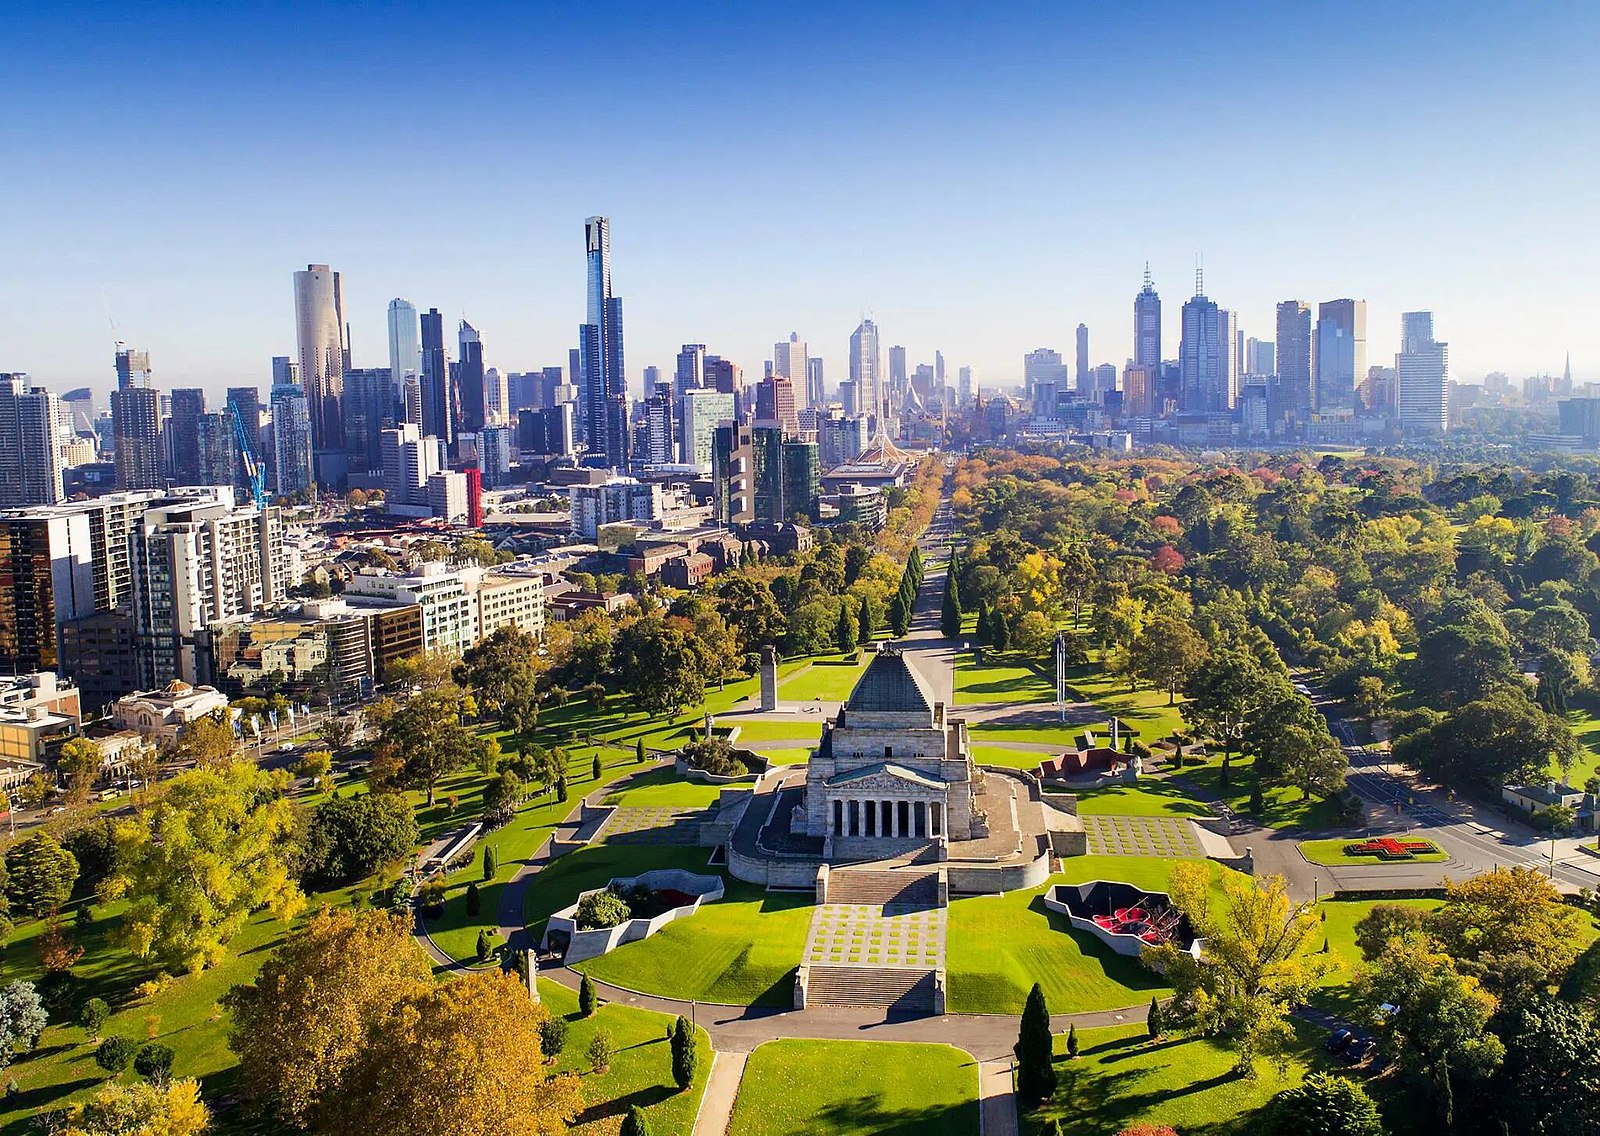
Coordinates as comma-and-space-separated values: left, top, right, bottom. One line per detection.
830, 796, 942, 839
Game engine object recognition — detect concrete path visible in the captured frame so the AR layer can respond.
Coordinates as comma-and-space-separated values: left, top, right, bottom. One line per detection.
692, 1049, 748, 1136
979, 1060, 1018, 1136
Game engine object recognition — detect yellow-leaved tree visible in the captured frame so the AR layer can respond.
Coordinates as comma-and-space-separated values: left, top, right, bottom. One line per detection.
61, 1078, 209, 1136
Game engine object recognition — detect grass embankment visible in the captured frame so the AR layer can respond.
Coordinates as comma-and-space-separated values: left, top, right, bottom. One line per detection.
728, 1040, 979, 1136
776, 655, 872, 702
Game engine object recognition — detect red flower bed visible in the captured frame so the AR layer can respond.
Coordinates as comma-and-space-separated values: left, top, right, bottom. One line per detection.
1342, 836, 1438, 860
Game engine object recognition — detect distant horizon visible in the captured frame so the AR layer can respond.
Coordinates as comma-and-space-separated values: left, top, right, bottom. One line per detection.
4, 2, 1595, 404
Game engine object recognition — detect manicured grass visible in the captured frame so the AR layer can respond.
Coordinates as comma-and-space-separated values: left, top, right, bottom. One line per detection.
777, 655, 871, 702
1072, 782, 1217, 818
944, 857, 1227, 1014
1309, 897, 1442, 1018
1027, 1021, 1363, 1136
746, 744, 814, 766
537, 978, 710, 1136
1560, 696, 1600, 787
725, 719, 825, 744
728, 1040, 979, 1136
954, 655, 1056, 705
603, 767, 723, 809
1065, 661, 1187, 743
1298, 837, 1448, 867
1180, 752, 1344, 832
969, 724, 1083, 749
972, 744, 1051, 770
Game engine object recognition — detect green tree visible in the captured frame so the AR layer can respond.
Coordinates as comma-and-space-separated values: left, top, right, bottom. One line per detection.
1183, 646, 1289, 778
1013, 982, 1056, 1106
106, 763, 304, 973
56, 736, 103, 805
579, 974, 597, 1017
0, 981, 47, 1069
1265, 1072, 1383, 1136
302, 791, 421, 882
482, 845, 497, 880
95, 1036, 135, 1075
538, 1014, 568, 1061
373, 687, 478, 805
1392, 692, 1576, 794
170, 710, 240, 770
888, 592, 909, 638
857, 595, 875, 645
465, 883, 481, 918
81, 997, 109, 1040
636, 738, 647, 764
474, 928, 492, 960
134, 1042, 176, 1084
1146, 996, 1163, 1040
591, 753, 602, 782
1131, 616, 1209, 705
941, 568, 963, 639
480, 769, 524, 830
5, 832, 79, 918
587, 1029, 613, 1073
614, 615, 707, 717
1065, 1022, 1079, 1058
670, 1014, 697, 1090
835, 600, 860, 653
1491, 994, 1600, 1136
619, 1104, 653, 1136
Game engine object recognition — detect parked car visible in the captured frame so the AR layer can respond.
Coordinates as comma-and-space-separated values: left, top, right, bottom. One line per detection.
1344, 1038, 1377, 1064
1325, 1028, 1352, 1053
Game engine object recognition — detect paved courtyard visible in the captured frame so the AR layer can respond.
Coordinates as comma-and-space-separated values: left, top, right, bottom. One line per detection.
1083, 814, 1202, 858
595, 806, 704, 845
803, 903, 947, 969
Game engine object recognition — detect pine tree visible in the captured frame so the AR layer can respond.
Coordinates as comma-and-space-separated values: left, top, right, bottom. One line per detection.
592, 754, 602, 782
670, 1014, 697, 1090
636, 738, 647, 764
1066, 1023, 1079, 1058
857, 596, 874, 645
889, 592, 909, 638
475, 928, 492, 960
835, 601, 858, 654
579, 974, 597, 1017
992, 610, 1012, 652
465, 882, 481, 917
483, 845, 497, 880
619, 1104, 653, 1136
1147, 996, 1163, 1040
1014, 982, 1057, 1105
941, 567, 964, 639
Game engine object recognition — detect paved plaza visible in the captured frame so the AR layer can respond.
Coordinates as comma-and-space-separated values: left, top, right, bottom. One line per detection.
595, 806, 704, 845
803, 903, 947, 969
1083, 814, 1202, 857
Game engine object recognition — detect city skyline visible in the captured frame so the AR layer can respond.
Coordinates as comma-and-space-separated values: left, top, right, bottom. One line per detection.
4, 3, 1597, 400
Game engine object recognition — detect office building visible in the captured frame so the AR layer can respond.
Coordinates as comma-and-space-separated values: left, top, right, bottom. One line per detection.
1275, 301, 1314, 420
342, 366, 395, 476
115, 346, 150, 391
706, 355, 741, 399
426, 471, 468, 524
1396, 312, 1449, 433
642, 385, 675, 464
774, 333, 807, 399
518, 405, 576, 458
387, 298, 421, 405
1314, 299, 1367, 412
1245, 338, 1276, 378
957, 366, 973, 406
484, 367, 507, 423
1023, 349, 1068, 401
270, 382, 314, 495
457, 320, 486, 436
675, 344, 706, 396
0, 511, 97, 675
419, 307, 453, 446
1075, 324, 1090, 390
680, 389, 735, 471
168, 388, 206, 483
756, 375, 799, 436
569, 477, 662, 539
1179, 274, 1236, 412
380, 424, 443, 513
820, 413, 869, 468
888, 344, 907, 408
0, 375, 65, 506
580, 216, 628, 468
1122, 364, 1155, 417
478, 424, 513, 488
849, 320, 882, 424
1133, 267, 1161, 369
112, 376, 162, 492
195, 413, 235, 488
292, 264, 345, 455
346, 564, 476, 657
806, 357, 825, 408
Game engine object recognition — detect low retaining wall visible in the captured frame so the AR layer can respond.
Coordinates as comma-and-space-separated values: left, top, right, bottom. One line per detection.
541, 870, 725, 965
727, 841, 824, 889
1043, 880, 1201, 960
674, 754, 768, 786
944, 845, 1053, 895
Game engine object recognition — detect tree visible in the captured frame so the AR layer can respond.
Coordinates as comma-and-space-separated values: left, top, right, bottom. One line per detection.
1359, 933, 1502, 1131
106, 762, 303, 974
466, 883, 481, 918
316, 716, 357, 752
481, 769, 524, 830
5, 832, 79, 918
941, 569, 963, 639
1142, 866, 1330, 1076
620, 1104, 653, 1136
1265, 1072, 1383, 1136
475, 928, 492, 960
1131, 617, 1209, 705
1011, 611, 1055, 660
320, 970, 582, 1136
711, 576, 786, 655
1013, 982, 1056, 1106
60, 1078, 209, 1136
458, 628, 543, 722
1392, 692, 1577, 794
636, 738, 647, 764
0, 981, 46, 1070
81, 997, 109, 1040
1427, 866, 1586, 995
1262, 723, 1348, 802
1491, 994, 1600, 1136
1146, 996, 1163, 1040
95, 1036, 135, 1075
482, 845, 497, 880
613, 616, 706, 718
374, 687, 478, 805
580, 974, 597, 1017
134, 1042, 176, 1084
1352, 903, 1431, 962
888, 592, 909, 637
1065, 1022, 1078, 1058
1183, 647, 1289, 776
223, 909, 434, 1128
858, 595, 875, 645
671, 1013, 697, 1090
56, 736, 103, 805
295, 749, 333, 782
170, 710, 240, 770
835, 600, 860, 653
592, 753, 602, 782
302, 791, 420, 882
538, 1014, 568, 1061
587, 1029, 614, 1073
1351, 675, 1389, 719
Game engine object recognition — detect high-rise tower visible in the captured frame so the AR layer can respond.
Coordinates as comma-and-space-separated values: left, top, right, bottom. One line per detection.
1075, 324, 1090, 390
1314, 299, 1367, 413
292, 264, 346, 455
1133, 265, 1161, 369
0, 375, 65, 505
111, 348, 162, 491
457, 319, 486, 436
1275, 301, 1314, 420
1396, 311, 1448, 433
419, 308, 453, 446
1179, 267, 1235, 412
849, 320, 882, 425
580, 216, 627, 468
387, 299, 421, 405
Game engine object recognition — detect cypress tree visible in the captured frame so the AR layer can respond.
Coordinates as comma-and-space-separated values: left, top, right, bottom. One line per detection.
857, 595, 874, 645
941, 569, 963, 639
1065, 1023, 1079, 1058
475, 928, 492, 960
992, 609, 1012, 652
465, 881, 481, 917
1147, 996, 1163, 1040
482, 845, 497, 880
619, 1105, 653, 1136
835, 601, 858, 653
1014, 982, 1057, 1105
592, 753, 602, 781
636, 738, 647, 764
889, 592, 909, 637
670, 1014, 697, 1090
579, 974, 597, 1017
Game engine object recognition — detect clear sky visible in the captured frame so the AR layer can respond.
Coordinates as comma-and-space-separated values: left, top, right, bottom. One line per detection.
3, 1, 1597, 406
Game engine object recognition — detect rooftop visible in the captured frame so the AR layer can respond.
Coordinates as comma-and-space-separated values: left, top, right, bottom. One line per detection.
844, 647, 933, 716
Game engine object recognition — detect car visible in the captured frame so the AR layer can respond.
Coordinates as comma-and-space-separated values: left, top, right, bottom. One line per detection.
1293, 681, 1312, 695
1344, 1038, 1377, 1064
1324, 1028, 1352, 1053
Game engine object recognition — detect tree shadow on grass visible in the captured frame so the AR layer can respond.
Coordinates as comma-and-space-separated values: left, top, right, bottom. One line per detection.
812, 1093, 981, 1136
571, 1083, 677, 1128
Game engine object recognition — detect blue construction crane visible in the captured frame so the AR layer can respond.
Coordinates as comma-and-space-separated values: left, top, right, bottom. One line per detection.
228, 395, 266, 509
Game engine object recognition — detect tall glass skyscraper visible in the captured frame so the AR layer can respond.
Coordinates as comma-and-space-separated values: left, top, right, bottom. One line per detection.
1275, 301, 1314, 420
419, 307, 453, 447
457, 320, 486, 436
1179, 273, 1235, 413
1397, 311, 1448, 433
849, 319, 881, 427
387, 298, 421, 406
292, 264, 345, 455
1314, 299, 1367, 413
1133, 266, 1161, 368
580, 216, 628, 468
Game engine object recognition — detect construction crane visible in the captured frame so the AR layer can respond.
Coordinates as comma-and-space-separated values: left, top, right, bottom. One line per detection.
228, 395, 267, 509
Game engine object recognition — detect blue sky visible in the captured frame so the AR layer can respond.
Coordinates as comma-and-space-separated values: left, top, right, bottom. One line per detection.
3, 1, 1597, 404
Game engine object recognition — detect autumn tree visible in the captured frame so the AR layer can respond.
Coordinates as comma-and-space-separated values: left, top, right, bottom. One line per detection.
55, 736, 103, 805
1130, 617, 1208, 705
170, 709, 240, 770
1142, 866, 1330, 1076
106, 762, 304, 973
59, 1078, 209, 1136
224, 908, 434, 1128
1426, 866, 1586, 996
320, 970, 582, 1136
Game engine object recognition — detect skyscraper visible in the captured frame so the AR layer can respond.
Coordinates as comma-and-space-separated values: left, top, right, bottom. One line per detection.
1179, 272, 1235, 412
1075, 323, 1090, 390
270, 382, 314, 495
849, 320, 881, 424
805, 357, 825, 409
675, 344, 707, 396
457, 319, 486, 436
1023, 349, 1068, 400
168, 388, 206, 483
292, 264, 346, 455
773, 333, 807, 396
1275, 301, 1314, 420
111, 348, 162, 492
0, 375, 65, 506
888, 345, 907, 409
1314, 299, 1367, 412
114, 346, 150, 392
419, 308, 453, 446
1245, 338, 1276, 378
387, 298, 421, 405
342, 367, 396, 475
1133, 266, 1161, 369
580, 216, 628, 468
1396, 312, 1449, 433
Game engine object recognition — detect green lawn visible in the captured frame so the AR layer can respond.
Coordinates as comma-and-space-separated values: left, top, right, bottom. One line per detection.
603, 767, 723, 809
778, 655, 871, 702
955, 655, 1057, 705
724, 720, 825, 744
1072, 782, 1217, 818
728, 1040, 979, 1136
1065, 662, 1187, 743
972, 744, 1051, 770
537, 978, 710, 1136
1298, 837, 1448, 867
1560, 696, 1600, 787
1180, 752, 1344, 832
1027, 1022, 1370, 1136
944, 857, 1224, 1014
1309, 897, 1442, 1018
969, 724, 1083, 749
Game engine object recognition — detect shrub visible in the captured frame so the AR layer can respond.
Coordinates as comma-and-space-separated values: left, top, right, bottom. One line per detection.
133, 1042, 175, 1083
587, 1029, 613, 1073
1066, 1023, 1079, 1058
538, 1014, 568, 1061
465, 882, 481, 918
475, 929, 493, 961
670, 1014, 697, 1090
574, 891, 631, 931
95, 1036, 135, 1075
620, 1104, 653, 1136
579, 975, 597, 1017
679, 737, 746, 778
80, 997, 109, 1039
1147, 996, 1164, 1040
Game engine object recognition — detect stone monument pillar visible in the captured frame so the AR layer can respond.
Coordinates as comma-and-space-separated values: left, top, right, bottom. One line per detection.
759, 645, 779, 711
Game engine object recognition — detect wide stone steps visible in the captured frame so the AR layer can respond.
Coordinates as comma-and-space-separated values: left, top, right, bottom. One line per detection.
805, 964, 937, 1011
826, 869, 938, 906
